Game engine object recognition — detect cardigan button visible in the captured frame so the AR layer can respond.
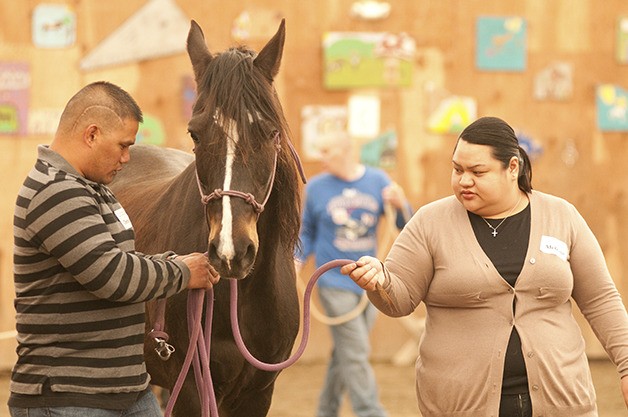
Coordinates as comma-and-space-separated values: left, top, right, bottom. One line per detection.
529, 257, 536, 264
532, 384, 539, 390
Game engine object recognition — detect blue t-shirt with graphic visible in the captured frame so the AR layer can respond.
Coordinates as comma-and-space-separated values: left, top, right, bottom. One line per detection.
298, 167, 393, 293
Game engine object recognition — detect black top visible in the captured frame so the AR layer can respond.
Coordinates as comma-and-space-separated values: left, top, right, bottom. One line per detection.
468, 203, 531, 395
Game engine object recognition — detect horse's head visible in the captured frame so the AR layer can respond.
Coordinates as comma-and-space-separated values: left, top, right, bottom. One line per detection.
186, 19, 302, 279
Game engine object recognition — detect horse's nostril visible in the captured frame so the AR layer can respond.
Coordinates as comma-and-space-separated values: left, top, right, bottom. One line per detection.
208, 242, 220, 264
245, 243, 256, 264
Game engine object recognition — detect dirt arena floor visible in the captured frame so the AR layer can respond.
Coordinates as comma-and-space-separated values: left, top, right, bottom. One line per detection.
269, 360, 626, 417
0, 359, 624, 416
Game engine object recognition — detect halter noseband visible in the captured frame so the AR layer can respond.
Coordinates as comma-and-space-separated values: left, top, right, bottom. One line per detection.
194, 131, 306, 213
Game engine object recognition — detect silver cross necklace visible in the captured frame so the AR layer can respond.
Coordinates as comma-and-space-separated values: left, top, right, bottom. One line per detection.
482, 194, 522, 237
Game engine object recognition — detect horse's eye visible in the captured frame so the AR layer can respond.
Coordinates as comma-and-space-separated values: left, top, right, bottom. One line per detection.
188, 131, 200, 143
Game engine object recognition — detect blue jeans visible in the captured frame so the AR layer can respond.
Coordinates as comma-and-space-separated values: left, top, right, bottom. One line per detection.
9, 390, 162, 417
317, 287, 387, 417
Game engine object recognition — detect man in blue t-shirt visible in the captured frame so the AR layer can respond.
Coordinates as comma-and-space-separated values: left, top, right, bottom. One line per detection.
296, 132, 411, 417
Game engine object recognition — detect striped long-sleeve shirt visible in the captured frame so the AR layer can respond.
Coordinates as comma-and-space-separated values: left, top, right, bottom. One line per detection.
10, 145, 190, 408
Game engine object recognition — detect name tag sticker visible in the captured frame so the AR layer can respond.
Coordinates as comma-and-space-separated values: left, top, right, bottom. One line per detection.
114, 207, 133, 230
540, 235, 568, 261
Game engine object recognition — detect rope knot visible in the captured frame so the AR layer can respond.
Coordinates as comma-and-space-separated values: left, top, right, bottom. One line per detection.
201, 189, 223, 205
240, 193, 263, 213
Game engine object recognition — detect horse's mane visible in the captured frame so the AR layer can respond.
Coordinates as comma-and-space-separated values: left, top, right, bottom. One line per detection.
196, 46, 302, 251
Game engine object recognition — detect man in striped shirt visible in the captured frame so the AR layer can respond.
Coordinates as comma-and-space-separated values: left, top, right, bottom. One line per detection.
9, 81, 218, 417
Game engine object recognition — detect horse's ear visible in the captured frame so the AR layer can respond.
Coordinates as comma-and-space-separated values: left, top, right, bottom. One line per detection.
253, 18, 285, 82
187, 20, 213, 84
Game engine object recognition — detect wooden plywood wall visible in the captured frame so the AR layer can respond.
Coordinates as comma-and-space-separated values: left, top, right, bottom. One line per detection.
1, 0, 628, 368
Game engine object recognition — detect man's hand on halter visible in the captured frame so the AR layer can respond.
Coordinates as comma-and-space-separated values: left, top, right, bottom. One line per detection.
179, 252, 220, 289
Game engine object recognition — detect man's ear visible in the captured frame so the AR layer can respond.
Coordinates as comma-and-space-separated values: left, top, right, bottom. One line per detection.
83, 124, 99, 147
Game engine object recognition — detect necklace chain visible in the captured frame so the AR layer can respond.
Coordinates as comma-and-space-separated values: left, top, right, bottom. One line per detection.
482, 194, 522, 237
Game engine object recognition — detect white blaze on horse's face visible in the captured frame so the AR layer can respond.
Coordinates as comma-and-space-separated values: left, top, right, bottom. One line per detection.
202, 108, 265, 278
217, 117, 238, 268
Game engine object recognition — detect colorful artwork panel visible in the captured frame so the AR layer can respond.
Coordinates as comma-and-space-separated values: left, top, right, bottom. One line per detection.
323, 32, 415, 89
0, 62, 30, 135
301, 105, 348, 160
32, 4, 76, 48
427, 96, 477, 134
596, 84, 628, 131
476, 16, 527, 71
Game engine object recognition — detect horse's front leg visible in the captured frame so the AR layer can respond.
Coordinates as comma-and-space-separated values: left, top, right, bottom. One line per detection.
223, 381, 277, 417
171, 374, 203, 417
148, 354, 202, 416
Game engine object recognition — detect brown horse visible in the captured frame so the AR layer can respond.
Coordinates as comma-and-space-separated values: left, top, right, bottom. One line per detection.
110, 19, 302, 417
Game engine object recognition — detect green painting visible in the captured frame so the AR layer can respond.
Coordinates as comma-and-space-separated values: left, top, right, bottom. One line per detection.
323, 32, 415, 89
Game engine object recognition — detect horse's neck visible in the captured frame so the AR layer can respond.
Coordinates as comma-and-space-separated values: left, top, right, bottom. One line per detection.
130, 162, 207, 253
168, 162, 199, 196
163, 162, 207, 228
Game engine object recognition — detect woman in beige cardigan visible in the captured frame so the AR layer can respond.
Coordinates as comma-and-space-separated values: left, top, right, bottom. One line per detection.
342, 116, 628, 417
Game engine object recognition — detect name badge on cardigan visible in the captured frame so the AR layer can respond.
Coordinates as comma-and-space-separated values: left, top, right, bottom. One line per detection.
540, 235, 568, 261
114, 207, 133, 230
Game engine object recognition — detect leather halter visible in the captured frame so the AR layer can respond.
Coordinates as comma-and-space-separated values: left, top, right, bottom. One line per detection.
194, 130, 306, 212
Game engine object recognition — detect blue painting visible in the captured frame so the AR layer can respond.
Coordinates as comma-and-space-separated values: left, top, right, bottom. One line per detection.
517, 132, 543, 162
596, 84, 628, 131
476, 16, 526, 71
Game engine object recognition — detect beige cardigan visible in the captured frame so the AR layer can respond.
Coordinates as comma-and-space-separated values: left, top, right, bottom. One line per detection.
372, 191, 628, 417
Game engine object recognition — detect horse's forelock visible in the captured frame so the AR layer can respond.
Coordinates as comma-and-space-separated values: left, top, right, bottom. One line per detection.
196, 49, 283, 148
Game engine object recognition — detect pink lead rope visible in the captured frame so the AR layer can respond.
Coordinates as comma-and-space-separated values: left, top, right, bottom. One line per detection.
163, 258, 354, 417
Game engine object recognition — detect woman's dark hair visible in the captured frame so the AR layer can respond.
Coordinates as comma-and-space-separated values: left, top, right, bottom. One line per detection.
455, 116, 532, 192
